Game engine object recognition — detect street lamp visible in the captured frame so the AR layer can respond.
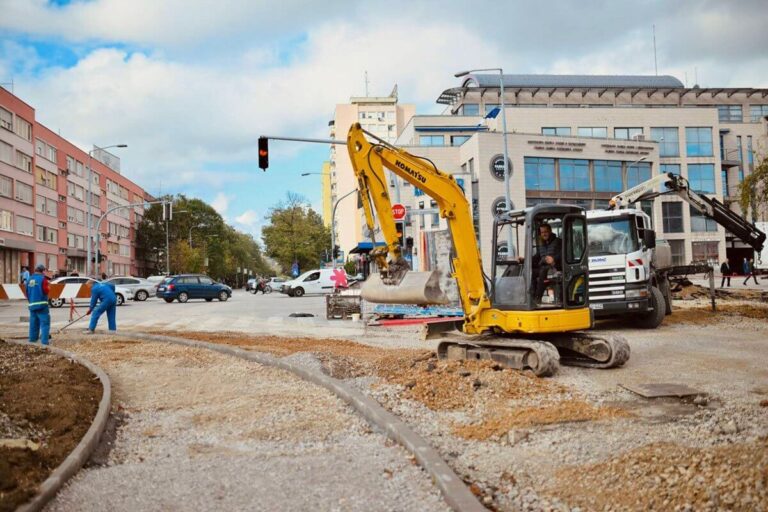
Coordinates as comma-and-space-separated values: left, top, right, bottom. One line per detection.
188, 223, 208, 248
455, 68, 512, 254
87, 143, 127, 276
331, 189, 358, 269
301, 172, 329, 176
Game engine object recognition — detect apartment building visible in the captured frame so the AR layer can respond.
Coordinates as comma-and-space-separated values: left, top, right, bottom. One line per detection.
375, 74, 767, 271
0, 86, 151, 281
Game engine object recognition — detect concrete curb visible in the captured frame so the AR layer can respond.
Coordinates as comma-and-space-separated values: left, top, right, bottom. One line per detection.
123, 332, 486, 512
7, 340, 112, 512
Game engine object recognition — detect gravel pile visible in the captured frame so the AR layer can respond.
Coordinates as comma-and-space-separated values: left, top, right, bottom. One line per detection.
46, 337, 449, 512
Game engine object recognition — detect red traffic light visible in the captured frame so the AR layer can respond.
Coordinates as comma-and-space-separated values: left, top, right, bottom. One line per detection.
258, 137, 269, 170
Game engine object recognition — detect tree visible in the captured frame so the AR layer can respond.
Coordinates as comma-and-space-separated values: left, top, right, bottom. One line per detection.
739, 153, 768, 222
262, 192, 331, 274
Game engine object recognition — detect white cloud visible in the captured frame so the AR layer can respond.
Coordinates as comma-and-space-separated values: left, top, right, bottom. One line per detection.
211, 192, 231, 215
233, 209, 264, 238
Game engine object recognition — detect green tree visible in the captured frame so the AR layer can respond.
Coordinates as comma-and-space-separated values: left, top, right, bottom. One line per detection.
262, 192, 331, 274
739, 153, 768, 222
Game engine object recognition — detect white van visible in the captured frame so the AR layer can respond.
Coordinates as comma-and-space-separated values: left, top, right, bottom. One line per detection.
282, 269, 351, 297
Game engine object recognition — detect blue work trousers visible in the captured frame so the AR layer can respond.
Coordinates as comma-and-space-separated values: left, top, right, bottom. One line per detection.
89, 300, 117, 332
29, 307, 51, 345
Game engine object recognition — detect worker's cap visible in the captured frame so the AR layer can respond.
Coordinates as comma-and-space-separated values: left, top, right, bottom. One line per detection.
35, 263, 46, 272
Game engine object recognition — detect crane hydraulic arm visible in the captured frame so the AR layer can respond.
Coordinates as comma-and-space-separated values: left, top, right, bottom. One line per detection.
610, 173, 766, 254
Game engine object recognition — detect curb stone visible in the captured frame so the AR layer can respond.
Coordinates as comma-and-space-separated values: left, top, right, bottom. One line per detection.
122, 332, 486, 512
6, 339, 112, 512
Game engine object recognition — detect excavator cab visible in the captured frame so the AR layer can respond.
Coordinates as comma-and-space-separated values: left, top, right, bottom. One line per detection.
492, 204, 588, 312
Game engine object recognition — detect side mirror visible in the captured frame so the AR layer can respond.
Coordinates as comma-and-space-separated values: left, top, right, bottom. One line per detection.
643, 229, 656, 249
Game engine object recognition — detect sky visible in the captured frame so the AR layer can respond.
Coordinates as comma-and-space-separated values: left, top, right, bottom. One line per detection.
1, 0, 767, 240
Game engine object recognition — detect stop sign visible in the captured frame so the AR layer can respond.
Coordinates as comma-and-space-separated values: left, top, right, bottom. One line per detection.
392, 203, 406, 220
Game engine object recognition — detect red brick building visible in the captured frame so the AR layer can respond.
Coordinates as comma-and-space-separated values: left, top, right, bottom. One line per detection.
0, 86, 152, 281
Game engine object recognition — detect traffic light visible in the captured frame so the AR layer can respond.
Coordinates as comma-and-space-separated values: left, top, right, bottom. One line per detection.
394, 221, 404, 245
258, 137, 269, 171
333, 245, 340, 260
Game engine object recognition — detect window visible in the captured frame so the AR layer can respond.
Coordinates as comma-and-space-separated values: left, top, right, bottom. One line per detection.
690, 206, 718, 232
559, 159, 590, 191
692, 241, 719, 264
67, 206, 85, 224
67, 234, 85, 249
35, 166, 57, 189
717, 105, 742, 122
484, 104, 500, 115
460, 103, 479, 116
66, 156, 75, 173
542, 127, 571, 136
34, 139, 57, 162
747, 136, 753, 165
524, 157, 556, 190
0, 210, 12, 231
15, 151, 32, 173
36, 226, 58, 244
614, 127, 643, 140
16, 216, 33, 236
199, 276, 213, 285
0, 107, 12, 131
669, 240, 685, 265
13, 116, 32, 140
688, 163, 716, 193
626, 162, 651, 188
0, 175, 12, 198
662, 202, 683, 233
593, 160, 623, 192
577, 127, 607, 138
76, 160, 84, 177
419, 135, 444, 146
749, 105, 768, 122
0, 140, 12, 164
451, 135, 470, 146
430, 200, 439, 227
119, 245, 131, 257
660, 163, 680, 176
68, 182, 85, 201
15, 181, 32, 204
685, 127, 713, 156
650, 127, 679, 157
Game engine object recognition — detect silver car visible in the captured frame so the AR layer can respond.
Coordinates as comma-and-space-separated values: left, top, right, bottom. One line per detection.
48, 276, 132, 307
105, 276, 157, 301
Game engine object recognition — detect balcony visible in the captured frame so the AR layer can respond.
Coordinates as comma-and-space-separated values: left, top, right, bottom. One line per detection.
720, 147, 742, 168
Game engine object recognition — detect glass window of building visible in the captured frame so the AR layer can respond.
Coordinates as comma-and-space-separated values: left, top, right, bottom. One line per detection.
626, 162, 651, 188
13, 116, 32, 141
685, 127, 713, 156
749, 105, 768, 122
747, 136, 753, 164
717, 105, 742, 122
660, 163, 680, 176
650, 127, 680, 157
594, 199, 611, 210
687, 163, 716, 193
692, 241, 719, 264
558, 159, 590, 191
419, 135, 444, 146
721, 169, 729, 196
484, 104, 500, 115
0, 210, 12, 231
526, 197, 556, 207
460, 103, 480, 116
0, 140, 11, 165
662, 202, 683, 233
593, 160, 623, 192
0, 107, 12, 130
451, 135, 470, 146
0, 175, 11, 198
576, 127, 607, 138
735, 136, 743, 161
524, 157, 556, 190
614, 127, 643, 140
15, 151, 31, 173
542, 127, 571, 136
690, 206, 718, 232
16, 216, 33, 236
567, 198, 593, 209
15, 181, 33, 204
669, 240, 685, 265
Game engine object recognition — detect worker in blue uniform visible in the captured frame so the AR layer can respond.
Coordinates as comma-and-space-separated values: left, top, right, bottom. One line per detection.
27, 263, 51, 345
86, 281, 117, 333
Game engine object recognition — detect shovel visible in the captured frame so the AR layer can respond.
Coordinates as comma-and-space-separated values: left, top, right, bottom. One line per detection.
58, 312, 88, 333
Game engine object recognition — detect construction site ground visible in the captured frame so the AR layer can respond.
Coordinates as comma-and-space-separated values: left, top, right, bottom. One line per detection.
1, 285, 767, 511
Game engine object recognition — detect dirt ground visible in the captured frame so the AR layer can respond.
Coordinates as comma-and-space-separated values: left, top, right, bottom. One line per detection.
0, 341, 101, 512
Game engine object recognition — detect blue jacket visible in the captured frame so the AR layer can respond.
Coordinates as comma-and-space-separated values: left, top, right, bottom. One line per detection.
743, 260, 750, 274
27, 272, 49, 311
90, 282, 117, 309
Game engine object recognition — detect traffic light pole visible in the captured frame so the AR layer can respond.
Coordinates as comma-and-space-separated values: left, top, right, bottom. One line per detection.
331, 189, 358, 269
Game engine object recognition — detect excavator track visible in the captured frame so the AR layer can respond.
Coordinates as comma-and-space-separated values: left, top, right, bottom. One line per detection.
436, 337, 561, 377
540, 332, 631, 369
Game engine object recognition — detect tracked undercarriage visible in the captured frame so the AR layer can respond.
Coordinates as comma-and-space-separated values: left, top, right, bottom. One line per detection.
436, 332, 630, 377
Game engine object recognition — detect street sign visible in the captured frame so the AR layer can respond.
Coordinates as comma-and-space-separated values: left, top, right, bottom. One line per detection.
392, 203, 406, 220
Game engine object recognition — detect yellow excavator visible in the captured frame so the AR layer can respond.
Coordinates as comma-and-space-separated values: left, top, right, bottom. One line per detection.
347, 123, 629, 376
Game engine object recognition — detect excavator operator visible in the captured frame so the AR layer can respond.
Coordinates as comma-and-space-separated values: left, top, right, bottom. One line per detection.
531, 223, 562, 302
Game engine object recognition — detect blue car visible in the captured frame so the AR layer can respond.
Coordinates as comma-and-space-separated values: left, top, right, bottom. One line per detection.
156, 274, 232, 303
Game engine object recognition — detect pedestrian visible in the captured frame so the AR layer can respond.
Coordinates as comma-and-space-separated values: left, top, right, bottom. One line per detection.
743, 258, 759, 286
19, 266, 29, 286
26, 264, 51, 345
85, 281, 117, 333
720, 259, 731, 287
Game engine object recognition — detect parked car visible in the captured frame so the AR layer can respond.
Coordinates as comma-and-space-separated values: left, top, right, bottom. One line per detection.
104, 276, 157, 301
156, 274, 232, 303
48, 276, 132, 308
245, 278, 257, 292
266, 277, 287, 292
281, 269, 355, 297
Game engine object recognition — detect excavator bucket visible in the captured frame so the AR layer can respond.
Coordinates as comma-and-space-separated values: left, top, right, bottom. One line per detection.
361, 271, 449, 305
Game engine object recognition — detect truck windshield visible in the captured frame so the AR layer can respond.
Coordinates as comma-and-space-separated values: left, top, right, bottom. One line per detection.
587, 219, 639, 256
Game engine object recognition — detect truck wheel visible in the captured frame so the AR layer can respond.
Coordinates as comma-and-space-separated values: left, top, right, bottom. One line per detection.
638, 287, 665, 329
292, 287, 305, 297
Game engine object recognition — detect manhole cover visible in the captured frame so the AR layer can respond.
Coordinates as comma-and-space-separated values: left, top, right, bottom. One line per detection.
620, 383, 703, 398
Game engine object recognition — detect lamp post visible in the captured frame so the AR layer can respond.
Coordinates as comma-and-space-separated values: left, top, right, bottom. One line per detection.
87, 143, 127, 276
331, 189, 358, 269
455, 68, 512, 254
188, 223, 207, 248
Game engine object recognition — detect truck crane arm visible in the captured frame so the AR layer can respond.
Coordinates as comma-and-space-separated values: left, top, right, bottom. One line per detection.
609, 173, 766, 253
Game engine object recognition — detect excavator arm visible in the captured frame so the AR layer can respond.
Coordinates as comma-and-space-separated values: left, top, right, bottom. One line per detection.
347, 123, 490, 317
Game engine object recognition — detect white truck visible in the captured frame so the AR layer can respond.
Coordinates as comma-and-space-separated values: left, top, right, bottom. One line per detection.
756, 222, 768, 274
586, 172, 766, 328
